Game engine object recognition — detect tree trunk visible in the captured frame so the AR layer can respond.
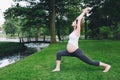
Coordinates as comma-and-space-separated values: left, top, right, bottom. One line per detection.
35, 27, 40, 42
56, 25, 61, 41
35, 32, 38, 42
49, 0, 56, 43
43, 35, 46, 41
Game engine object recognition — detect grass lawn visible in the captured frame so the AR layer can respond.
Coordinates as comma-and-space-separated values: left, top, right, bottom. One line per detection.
0, 40, 119, 80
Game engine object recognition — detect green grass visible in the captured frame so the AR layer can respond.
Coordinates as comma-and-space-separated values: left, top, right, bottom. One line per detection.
0, 40, 120, 80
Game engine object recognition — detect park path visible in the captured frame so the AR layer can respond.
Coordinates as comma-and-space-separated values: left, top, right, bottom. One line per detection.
0, 38, 19, 42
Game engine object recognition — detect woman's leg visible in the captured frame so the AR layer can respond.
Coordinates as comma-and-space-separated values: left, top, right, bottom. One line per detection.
74, 48, 111, 72
52, 60, 61, 72
52, 50, 75, 72
52, 50, 72, 72
74, 49, 99, 66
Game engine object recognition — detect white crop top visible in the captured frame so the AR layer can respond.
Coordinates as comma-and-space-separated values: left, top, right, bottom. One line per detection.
68, 31, 79, 47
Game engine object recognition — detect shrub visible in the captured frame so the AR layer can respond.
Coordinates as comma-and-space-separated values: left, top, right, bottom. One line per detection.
87, 26, 113, 40
114, 22, 120, 40
0, 42, 27, 58
98, 26, 113, 39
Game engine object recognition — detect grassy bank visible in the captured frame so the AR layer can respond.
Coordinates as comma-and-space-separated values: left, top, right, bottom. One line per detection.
0, 42, 27, 58
0, 40, 119, 80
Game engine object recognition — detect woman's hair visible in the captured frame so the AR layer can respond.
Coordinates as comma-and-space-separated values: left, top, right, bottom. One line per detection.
76, 19, 78, 24
75, 19, 82, 29
80, 19, 82, 28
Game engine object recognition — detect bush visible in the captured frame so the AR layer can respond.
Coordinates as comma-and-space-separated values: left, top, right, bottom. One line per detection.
0, 42, 27, 58
87, 26, 113, 40
98, 26, 113, 39
114, 22, 120, 40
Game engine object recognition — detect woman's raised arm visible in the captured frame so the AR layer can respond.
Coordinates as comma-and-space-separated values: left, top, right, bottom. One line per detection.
75, 7, 91, 35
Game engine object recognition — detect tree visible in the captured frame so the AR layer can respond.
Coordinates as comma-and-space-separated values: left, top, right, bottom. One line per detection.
4, 1, 46, 42
3, 20, 17, 36
55, 0, 83, 41
83, 0, 120, 39
4, 0, 85, 43
47, 0, 56, 43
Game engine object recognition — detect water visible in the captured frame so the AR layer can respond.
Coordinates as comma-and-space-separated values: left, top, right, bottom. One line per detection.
0, 55, 21, 68
0, 43, 49, 68
24, 43, 49, 51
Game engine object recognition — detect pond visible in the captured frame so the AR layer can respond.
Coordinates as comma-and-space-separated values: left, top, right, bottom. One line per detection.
0, 43, 49, 68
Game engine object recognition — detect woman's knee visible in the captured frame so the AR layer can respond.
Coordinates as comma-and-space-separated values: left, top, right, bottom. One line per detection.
56, 51, 62, 60
56, 51, 62, 56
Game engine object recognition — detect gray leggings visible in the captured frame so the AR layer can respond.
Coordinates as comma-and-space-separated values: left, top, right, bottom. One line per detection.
56, 48, 100, 66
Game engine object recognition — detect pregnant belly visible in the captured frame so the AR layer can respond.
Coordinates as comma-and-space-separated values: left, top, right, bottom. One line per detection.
67, 43, 78, 53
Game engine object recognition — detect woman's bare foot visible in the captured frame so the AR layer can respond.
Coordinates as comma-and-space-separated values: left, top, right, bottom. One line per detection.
52, 68, 60, 72
103, 65, 111, 72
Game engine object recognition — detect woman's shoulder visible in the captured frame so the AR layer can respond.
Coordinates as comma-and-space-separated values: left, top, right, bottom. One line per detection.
74, 30, 80, 37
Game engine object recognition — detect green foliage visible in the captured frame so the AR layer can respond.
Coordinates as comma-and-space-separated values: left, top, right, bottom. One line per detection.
4, 3, 46, 39
4, 0, 83, 42
4, 0, 120, 41
98, 26, 113, 39
87, 26, 115, 40
0, 40, 119, 80
114, 22, 120, 40
0, 42, 27, 57
86, 0, 120, 40
3, 20, 17, 36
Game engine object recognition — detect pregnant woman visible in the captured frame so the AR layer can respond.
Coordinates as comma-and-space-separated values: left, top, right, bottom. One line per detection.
52, 7, 111, 72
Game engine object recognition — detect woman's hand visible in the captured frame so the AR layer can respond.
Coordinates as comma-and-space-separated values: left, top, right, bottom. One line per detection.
83, 7, 92, 14
75, 7, 92, 22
